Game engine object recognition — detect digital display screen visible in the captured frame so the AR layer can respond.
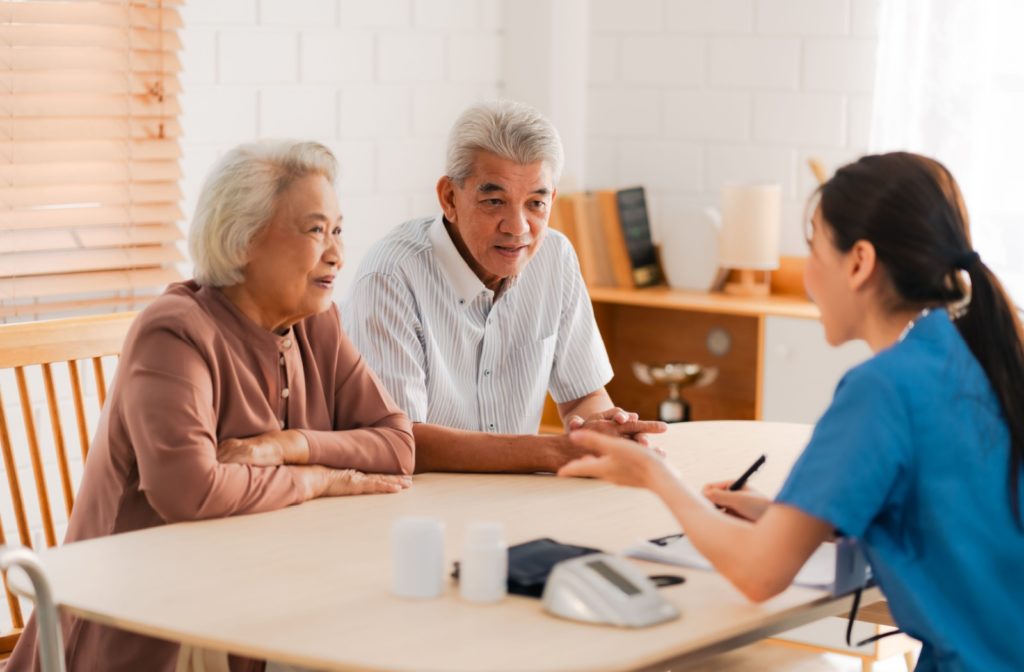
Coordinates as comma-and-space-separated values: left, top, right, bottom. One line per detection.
587, 560, 640, 596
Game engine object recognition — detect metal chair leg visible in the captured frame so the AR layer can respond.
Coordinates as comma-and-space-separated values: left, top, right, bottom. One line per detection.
0, 545, 66, 672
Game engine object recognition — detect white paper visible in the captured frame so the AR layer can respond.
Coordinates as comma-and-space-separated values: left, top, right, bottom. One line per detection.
624, 536, 837, 589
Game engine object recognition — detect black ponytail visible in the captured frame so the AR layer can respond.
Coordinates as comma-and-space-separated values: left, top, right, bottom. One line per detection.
819, 152, 1024, 527
953, 258, 1024, 526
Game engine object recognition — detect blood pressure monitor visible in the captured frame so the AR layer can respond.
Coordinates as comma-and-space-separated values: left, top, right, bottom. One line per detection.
541, 553, 680, 627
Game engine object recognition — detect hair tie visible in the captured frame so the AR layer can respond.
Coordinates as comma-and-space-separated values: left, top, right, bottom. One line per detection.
954, 250, 980, 270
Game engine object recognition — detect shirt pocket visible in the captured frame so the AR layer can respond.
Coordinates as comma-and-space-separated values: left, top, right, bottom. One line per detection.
504, 334, 558, 430
505, 334, 557, 394
509, 333, 556, 371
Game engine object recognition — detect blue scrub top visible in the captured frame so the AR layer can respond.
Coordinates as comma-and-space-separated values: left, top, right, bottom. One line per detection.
776, 310, 1024, 672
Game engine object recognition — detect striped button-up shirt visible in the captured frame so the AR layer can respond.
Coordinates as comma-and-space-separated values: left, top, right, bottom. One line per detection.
341, 215, 613, 434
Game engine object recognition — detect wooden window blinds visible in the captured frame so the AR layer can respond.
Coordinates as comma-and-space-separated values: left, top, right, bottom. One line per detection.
0, 0, 184, 323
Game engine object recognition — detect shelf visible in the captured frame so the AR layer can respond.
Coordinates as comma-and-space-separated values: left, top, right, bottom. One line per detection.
588, 285, 820, 320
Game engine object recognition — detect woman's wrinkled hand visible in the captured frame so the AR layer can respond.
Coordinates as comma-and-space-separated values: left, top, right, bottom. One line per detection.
556, 429, 673, 489
293, 465, 411, 500
217, 430, 310, 466
702, 481, 771, 522
565, 407, 668, 451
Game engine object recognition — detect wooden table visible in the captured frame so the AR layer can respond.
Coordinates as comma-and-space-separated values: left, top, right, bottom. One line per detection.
32, 421, 878, 671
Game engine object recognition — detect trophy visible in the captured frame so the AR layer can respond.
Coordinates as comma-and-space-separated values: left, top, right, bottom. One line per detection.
632, 362, 718, 423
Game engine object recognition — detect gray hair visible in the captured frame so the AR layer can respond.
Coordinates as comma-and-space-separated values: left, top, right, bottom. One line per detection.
189, 140, 337, 287
445, 100, 564, 185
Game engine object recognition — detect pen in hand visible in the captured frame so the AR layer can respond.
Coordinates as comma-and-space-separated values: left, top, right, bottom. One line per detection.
728, 454, 766, 491
651, 454, 769, 543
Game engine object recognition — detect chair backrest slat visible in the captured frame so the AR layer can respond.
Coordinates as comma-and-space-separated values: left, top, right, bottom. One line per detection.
0, 394, 32, 548
42, 364, 75, 516
0, 312, 136, 644
91, 358, 107, 408
67, 361, 91, 461
0, 517, 25, 630
16, 367, 57, 548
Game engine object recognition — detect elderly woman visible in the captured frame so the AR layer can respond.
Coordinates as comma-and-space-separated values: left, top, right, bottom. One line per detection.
9, 140, 414, 672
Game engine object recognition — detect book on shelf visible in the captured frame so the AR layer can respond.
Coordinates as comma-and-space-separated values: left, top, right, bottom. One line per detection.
549, 191, 616, 289
549, 187, 663, 290
612, 187, 663, 288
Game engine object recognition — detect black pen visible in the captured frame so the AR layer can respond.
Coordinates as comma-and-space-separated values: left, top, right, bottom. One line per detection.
729, 454, 766, 491
651, 454, 767, 543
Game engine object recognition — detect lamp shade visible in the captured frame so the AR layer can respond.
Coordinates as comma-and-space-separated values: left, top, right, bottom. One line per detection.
718, 184, 781, 270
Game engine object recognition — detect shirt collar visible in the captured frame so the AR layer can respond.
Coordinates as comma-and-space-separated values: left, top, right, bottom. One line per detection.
428, 214, 490, 305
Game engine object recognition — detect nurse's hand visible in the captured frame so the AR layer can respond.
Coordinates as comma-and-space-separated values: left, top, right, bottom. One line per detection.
702, 482, 771, 522
565, 408, 668, 450
557, 429, 675, 489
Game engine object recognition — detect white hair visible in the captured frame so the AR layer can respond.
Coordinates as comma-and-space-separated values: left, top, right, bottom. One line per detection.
189, 140, 337, 287
445, 100, 564, 185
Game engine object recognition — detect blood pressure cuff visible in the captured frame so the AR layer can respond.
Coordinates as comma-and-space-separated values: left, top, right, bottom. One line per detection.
452, 537, 601, 598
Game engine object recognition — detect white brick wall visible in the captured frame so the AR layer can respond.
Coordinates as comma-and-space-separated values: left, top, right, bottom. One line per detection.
709, 38, 801, 90
756, 0, 850, 35
586, 0, 882, 255
664, 91, 751, 141
179, 0, 882, 282
218, 29, 299, 83
300, 31, 375, 83
753, 93, 846, 145
179, 0, 504, 291
666, 0, 755, 34
591, 0, 665, 33
802, 39, 877, 93
620, 37, 704, 86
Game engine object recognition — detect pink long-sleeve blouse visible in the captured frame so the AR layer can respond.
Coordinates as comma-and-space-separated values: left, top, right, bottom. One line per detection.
8, 281, 414, 672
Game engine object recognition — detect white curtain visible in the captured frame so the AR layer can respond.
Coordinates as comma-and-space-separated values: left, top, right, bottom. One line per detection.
870, 0, 1024, 304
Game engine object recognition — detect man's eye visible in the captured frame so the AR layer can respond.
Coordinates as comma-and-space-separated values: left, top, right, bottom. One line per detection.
332, 227, 343, 237
531, 200, 547, 209
482, 199, 503, 206
310, 225, 325, 234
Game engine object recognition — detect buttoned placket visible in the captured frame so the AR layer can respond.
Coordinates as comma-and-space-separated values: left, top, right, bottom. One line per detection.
476, 291, 500, 433
278, 332, 293, 430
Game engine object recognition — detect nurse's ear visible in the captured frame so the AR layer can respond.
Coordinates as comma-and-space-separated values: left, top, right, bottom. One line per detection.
844, 239, 879, 292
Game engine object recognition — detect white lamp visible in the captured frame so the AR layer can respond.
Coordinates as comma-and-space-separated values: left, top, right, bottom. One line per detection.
717, 183, 780, 296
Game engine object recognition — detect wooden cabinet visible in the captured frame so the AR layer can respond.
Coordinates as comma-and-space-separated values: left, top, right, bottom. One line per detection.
541, 283, 877, 429
583, 286, 825, 423
762, 315, 871, 423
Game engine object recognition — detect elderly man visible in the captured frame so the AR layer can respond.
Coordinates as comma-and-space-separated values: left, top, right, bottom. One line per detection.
343, 100, 664, 472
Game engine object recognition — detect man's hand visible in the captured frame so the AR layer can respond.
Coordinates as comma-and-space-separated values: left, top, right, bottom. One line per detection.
217, 429, 310, 466
565, 407, 667, 449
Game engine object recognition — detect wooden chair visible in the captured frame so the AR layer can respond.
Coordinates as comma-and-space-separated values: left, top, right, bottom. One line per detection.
0, 313, 136, 657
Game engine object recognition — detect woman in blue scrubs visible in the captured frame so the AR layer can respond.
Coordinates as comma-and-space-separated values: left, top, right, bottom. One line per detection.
560, 152, 1024, 671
